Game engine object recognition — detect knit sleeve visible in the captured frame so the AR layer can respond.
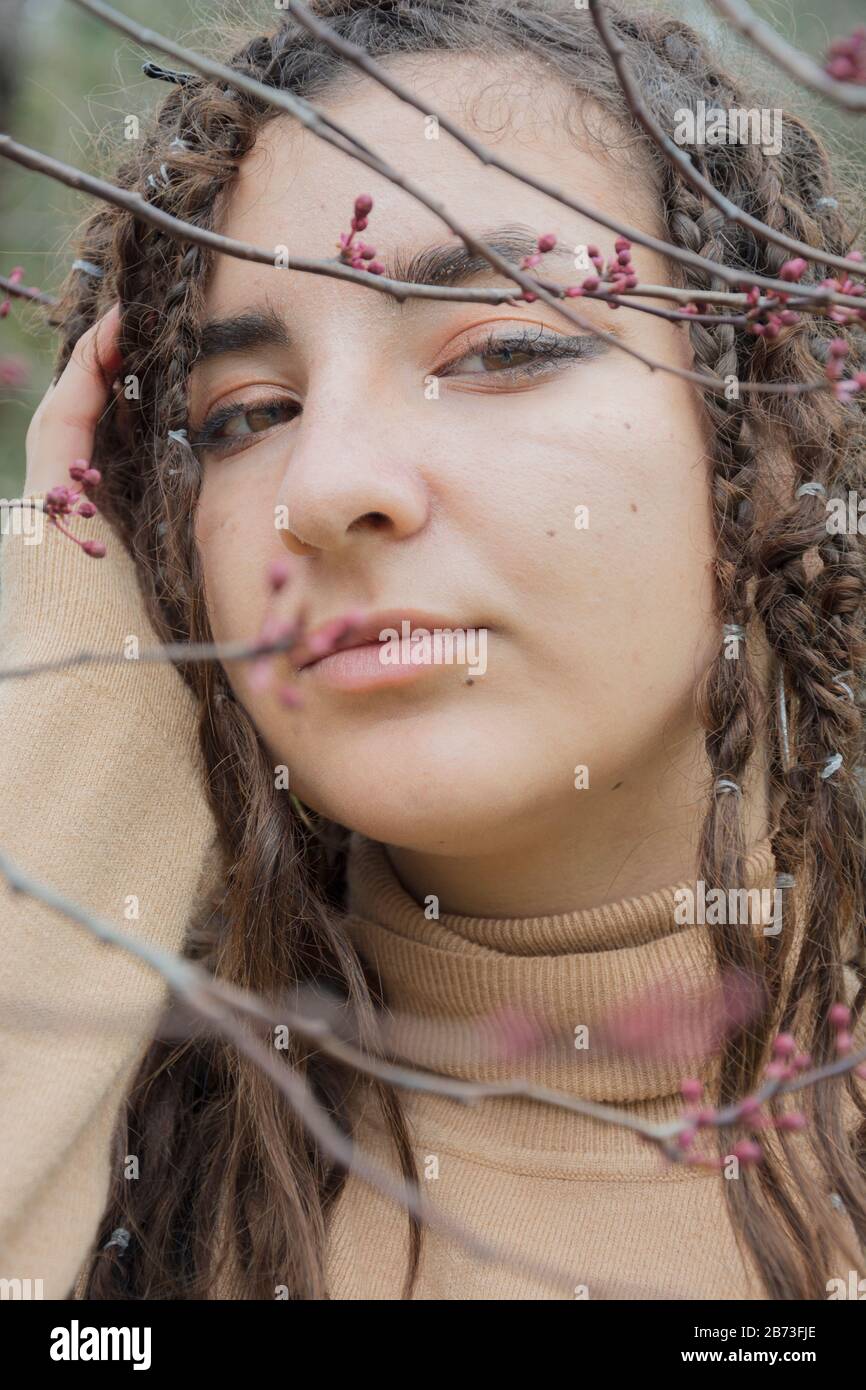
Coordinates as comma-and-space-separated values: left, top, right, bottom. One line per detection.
0, 499, 219, 1298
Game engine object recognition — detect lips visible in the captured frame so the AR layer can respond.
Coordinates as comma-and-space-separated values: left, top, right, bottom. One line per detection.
295, 610, 478, 671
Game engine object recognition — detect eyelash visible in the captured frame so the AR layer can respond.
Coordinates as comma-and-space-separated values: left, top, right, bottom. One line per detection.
191, 327, 599, 458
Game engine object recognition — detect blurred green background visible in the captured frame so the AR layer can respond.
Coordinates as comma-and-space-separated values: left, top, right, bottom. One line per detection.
1, 0, 864, 495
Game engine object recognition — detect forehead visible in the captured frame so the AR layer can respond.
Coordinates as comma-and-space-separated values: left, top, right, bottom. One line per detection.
204, 51, 665, 313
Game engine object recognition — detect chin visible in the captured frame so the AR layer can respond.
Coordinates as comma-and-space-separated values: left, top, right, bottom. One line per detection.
291, 731, 558, 858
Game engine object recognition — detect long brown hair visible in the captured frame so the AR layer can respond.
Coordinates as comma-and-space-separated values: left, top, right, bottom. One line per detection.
53, 0, 866, 1298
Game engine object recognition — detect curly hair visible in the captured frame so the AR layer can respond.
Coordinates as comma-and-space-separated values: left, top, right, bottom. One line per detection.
51, 0, 866, 1299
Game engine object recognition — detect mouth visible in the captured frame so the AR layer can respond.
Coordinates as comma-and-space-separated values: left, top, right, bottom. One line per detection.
294, 609, 488, 693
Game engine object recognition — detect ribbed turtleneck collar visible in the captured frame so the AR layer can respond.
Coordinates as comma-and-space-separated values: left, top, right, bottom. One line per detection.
343, 833, 778, 1119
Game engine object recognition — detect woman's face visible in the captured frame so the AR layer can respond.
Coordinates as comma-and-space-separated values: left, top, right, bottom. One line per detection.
191, 54, 719, 880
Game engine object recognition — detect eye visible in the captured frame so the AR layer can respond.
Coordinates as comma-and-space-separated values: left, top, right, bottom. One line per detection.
192, 396, 300, 456
438, 326, 604, 382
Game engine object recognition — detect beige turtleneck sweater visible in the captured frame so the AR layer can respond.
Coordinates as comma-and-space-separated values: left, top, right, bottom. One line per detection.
0, 503, 859, 1300
325, 833, 777, 1300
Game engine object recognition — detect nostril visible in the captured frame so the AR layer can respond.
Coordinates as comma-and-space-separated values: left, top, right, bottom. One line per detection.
352, 511, 390, 532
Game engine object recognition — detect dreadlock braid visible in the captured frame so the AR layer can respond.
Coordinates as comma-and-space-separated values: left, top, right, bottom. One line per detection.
642, 16, 866, 1292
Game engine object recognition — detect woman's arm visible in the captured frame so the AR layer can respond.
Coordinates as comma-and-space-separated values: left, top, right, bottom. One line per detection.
0, 309, 219, 1298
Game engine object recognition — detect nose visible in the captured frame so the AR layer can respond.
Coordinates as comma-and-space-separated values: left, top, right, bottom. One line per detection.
276, 391, 430, 557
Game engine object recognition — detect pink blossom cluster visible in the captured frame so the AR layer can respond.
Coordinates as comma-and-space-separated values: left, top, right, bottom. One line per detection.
824, 337, 866, 401
825, 26, 866, 85
0, 266, 24, 319
248, 558, 364, 709
43, 461, 105, 557
337, 194, 385, 275
0, 355, 29, 389
674, 1002, 865, 1169
517, 232, 639, 306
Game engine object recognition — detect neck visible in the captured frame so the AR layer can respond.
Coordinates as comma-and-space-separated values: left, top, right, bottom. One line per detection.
386, 729, 771, 918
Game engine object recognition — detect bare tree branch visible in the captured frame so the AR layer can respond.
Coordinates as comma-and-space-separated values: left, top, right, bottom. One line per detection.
60, 0, 858, 397
0, 846, 589, 1296
287, 0, 866, 277
0, 137, 531, 308
0, 272, 57, 308
589, 0, 866, 274
708, 0, 866, 113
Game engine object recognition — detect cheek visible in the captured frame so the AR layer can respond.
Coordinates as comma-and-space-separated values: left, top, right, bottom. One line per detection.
496, 378, 716, 729
195, 469, 283, 650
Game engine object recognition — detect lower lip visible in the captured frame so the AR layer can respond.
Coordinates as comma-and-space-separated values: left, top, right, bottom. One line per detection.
299, 637, 460, 693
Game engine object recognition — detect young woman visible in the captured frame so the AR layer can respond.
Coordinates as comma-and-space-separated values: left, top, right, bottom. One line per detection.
1, 0, 865, 1300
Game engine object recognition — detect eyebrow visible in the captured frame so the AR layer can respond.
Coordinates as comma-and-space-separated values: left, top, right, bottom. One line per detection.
385, 224, 574, 288
194, 224, 578, 365
196, 304, 290, 363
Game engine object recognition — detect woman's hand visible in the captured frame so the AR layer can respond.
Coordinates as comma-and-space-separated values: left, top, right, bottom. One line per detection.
24, 303, 122, 496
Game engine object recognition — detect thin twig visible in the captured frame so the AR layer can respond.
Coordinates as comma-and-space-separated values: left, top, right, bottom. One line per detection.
280, 0, 866, 288
0, 273, 58, 308
0, 137, 524, 308
589, 0, 866, 276
0, 135, 837, 401
60, 0, 854, 396
3, 840, 863, 1167
0, 846, 593, 1296
708, 0, 866, 113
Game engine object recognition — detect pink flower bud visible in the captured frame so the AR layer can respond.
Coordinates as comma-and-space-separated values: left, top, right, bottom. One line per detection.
731, 1140, 763, 1164
776, 1112, 807, 1132
586, 245, 600, 259
351, 217, 368, 233
773, 1032, 796, 1058
354, 194, 373, 218
614, 236, 631, 254
81, 539, 106, 558
367, 261, 385, 276
45, 485, 73, 515
248, 656, 273, 695
581, 275, 599, 291
836, 1030, 853, 1055
76, 500, 97, 518
680, 1077, 702, 1103
69, 460, 89, 481
830, 1002, 851, 1028
82, 467, 102, 486
276, 683, 304, 709
779, 257, 808, 282
564, 285, 584, 297
267, 558, 291, 593
829, 337, 849, 357
521, 291, 537, 303
537, 233, 557, 253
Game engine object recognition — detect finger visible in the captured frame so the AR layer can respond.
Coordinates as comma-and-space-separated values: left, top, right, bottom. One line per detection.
26, 304, 122, 492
